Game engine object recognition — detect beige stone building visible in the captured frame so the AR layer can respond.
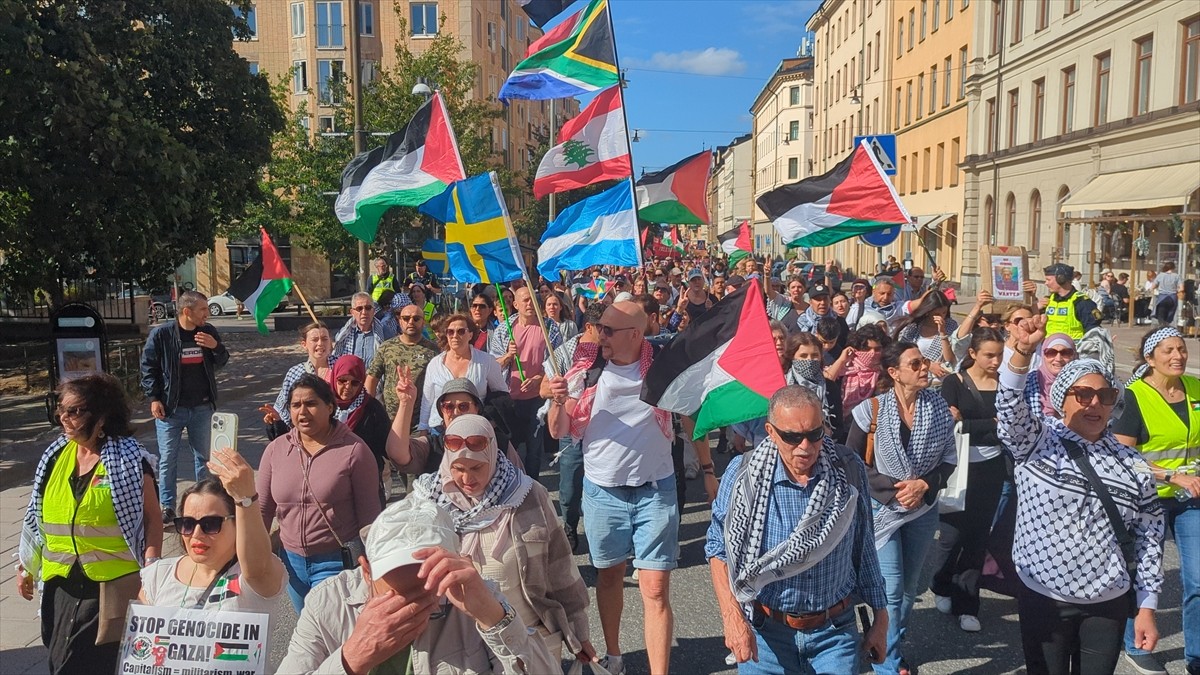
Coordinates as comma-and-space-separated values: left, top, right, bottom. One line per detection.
710, 134, 754, 250
750, 55, 816, 261
962, 0, 1200, 293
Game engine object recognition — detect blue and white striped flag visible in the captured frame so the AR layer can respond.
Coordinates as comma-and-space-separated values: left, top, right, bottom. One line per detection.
537, 181, 642, 277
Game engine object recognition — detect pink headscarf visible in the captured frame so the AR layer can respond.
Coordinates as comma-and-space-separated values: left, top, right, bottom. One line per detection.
1037, 333, 1076, 417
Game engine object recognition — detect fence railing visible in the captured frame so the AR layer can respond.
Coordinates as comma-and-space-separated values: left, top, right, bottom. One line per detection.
0, 279, 139, 323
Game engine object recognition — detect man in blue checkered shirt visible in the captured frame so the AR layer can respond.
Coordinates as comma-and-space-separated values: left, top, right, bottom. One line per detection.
706, 385, 888, 674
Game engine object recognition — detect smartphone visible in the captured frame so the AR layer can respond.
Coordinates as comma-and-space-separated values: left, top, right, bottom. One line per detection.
210, 412, 239, 462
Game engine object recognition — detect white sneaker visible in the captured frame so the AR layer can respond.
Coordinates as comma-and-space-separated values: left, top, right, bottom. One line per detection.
934, 594, 952, 614
725, 651, 738, 666
959, 615, 981, 632
598, 654, 625, 675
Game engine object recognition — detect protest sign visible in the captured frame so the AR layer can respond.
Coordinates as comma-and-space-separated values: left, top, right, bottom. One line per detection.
117, 603, 269, 675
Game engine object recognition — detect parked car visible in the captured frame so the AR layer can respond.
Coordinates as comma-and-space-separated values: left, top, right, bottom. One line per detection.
207, 291, 288, 316
115, 287, 175, 321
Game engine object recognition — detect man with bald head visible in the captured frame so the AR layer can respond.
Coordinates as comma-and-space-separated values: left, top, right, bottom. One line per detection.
548, 300, 679, 675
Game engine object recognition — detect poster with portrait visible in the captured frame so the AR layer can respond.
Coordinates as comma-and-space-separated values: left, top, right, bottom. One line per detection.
979, 245, 1030, 305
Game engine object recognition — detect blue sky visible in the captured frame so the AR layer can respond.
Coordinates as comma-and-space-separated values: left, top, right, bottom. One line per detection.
562, 0, 822, 176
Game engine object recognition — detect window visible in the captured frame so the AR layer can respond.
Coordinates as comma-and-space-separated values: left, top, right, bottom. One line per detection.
1011, 0, 1023, 44
1032, 78, 1045, 141
1065, 0, 1078, 15
317, 59, 344, 104
898, 20, 904, 57
790, 86, 800, 106
908, 9, 916, 50
950, 137, 960, 186
1029, 190, 1042, 251
910, 152, 918, 194
948, 0, 954, 21
984, 196, 995, 243
1036, 0, 1049, 31
248, 61, 259, 75
1185, 16, 1200, 104
921, 0, 927, 40
361, 60, 377, 85
318, 116, 335, 133
412, 2, 438, 36
943, 56, 952, 106
299, 116, 311, 133
986, 97, 997, 152
917, 74, 925, 119
290, 2, 305, 37
930, 66, 939, 113
1004, 194, 1016, 246
898, 156, 907, 192
1006, 89, 1019, 147
358, 2, 373, 36
922, 148, 931, 191
990, 0, 1002, 56
874, 32, 881, 70
936, 143, 945, 189
233, 3, 256, 38
293, 60, 308, 93
788, 158, 799, 180
789, 120, 800, 141
933, 0, 941, 31
315, 2, 344, 48
1094, 51, 1111, 125
1134, 36, 1153, 115
906, 81, 913, 125
958, 47, 968, 99
487, 22, 495, 50
474, 10, 481, 46
866, 43, 872, 75
895, 87, 903, 128
1061, 66, 1076, 133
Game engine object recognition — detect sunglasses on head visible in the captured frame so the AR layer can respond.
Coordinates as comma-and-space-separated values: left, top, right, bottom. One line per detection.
444, 435, 490, 452
1043, 348, 1076, 358
439, 400, 474, 414
771, 424, 825, 446
175, 515, 234, 536
1066, 386, 1120, 406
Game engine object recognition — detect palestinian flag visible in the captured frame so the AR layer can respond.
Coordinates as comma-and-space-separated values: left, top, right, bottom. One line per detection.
533, 85, 630, 198
335, 92, 466, 243
757, 139, 910, 248
500, 0, 618, 101
662, 227, 684, 254
213, 642, 250, 661
642, 278, 786, 439
228, 228, 294, 335
573, 276, 609, 299
718, 220, 752, 265
635, 150, 712, 225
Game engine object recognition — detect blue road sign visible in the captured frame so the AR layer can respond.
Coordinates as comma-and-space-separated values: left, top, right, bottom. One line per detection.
860, 225, 902, 247
853, 134, 897, 175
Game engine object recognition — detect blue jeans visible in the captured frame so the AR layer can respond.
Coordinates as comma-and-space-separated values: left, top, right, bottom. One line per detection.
1125, 497, 1200, 668
739, 608, 861, 675
513, 397, 543, 481
557, 439, 584, 533
154, 404, 213, 510
873, 504, 940, 675
281, 548, 345, 612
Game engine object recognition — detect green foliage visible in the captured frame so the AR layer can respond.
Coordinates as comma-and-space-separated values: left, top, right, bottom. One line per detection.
0, 0, 283, 300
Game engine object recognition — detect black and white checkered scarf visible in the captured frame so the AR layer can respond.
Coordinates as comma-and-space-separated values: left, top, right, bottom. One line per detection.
723, 436, 857, 620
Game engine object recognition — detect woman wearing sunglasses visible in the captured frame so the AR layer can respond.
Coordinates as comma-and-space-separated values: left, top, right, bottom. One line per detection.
1022, 333, 1078, 419
419, 313, 508, 431
324, 355, 390, 506
139, 460, 285, 613
411, 414, 595, 665
893, 290, 958, 384
257, 374, 383, 611
846, 341, 958, 675
18, 374, 162, 675
1113, 326, 1200, 675
999, 315, 1165, 675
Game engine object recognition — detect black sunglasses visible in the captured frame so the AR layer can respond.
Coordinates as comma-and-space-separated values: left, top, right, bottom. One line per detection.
771, 424, 825, 445
174, 515, 235, 536
1066, 386, 1119, 406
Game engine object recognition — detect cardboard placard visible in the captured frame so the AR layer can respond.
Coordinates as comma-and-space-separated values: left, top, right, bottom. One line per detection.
118, 603, 269, 675
979, 245, 1031, 307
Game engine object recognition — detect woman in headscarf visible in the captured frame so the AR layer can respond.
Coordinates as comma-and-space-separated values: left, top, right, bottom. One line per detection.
1113, 326, 1200, 675
1024, 333, 1077, 418
324, 355, 390, 505
846, 341, 957, 675
411, 414, 595, 665
999, 315, 1164, 675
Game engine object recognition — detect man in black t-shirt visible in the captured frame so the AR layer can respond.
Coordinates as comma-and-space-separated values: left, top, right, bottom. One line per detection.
404, 259, 441, 296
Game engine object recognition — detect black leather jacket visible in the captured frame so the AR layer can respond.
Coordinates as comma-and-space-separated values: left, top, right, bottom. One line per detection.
139, 321, 228, 414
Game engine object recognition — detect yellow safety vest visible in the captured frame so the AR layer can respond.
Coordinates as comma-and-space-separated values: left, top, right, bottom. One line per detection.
1128, 376, 1200, 499
41, 442, 138, 582
370, 274, 395, 302
1044, 291, 1087, 341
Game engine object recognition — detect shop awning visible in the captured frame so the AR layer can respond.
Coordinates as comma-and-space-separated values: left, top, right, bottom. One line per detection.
903, 213, 955, 232
1060, 163, 1200, 214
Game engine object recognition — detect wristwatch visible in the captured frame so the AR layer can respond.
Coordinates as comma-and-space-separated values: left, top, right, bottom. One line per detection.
235, 494, 259, 508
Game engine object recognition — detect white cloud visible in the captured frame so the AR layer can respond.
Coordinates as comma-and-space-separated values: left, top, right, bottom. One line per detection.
627, 47, 748, 76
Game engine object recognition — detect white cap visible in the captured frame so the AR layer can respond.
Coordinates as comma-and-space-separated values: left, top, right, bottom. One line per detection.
365, 498, 460, 578
614, 291, 634, 302
857, 310, 886, 329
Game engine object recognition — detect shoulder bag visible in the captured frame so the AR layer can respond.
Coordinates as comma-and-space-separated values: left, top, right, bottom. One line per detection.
299, 451, 365, 570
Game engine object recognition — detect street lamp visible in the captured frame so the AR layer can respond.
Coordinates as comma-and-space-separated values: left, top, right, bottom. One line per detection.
412, 81, 432, 100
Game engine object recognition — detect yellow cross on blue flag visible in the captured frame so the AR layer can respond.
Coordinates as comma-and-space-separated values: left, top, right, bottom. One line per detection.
421, 238, 448, 276
419, 172, 526, 284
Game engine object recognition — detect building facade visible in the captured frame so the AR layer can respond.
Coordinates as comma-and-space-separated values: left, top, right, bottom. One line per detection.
962, 0, 1200, 291
710, 134, 754, 250
750, 55, 816, 261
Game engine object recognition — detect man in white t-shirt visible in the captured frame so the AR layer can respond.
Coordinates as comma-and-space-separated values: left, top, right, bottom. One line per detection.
547, 301, 677, 675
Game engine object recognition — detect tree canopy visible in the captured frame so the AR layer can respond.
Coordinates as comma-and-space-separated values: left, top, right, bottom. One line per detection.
0, 0, 283, 300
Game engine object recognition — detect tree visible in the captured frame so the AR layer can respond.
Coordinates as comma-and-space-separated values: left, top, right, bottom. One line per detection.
0, 0, 283, 301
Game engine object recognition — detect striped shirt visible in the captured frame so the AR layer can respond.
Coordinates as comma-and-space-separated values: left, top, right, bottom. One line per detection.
273, 357, 336, 426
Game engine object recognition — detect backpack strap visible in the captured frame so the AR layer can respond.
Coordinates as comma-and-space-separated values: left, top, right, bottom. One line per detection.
1060, 438, 1139, 589
864, 397, 879, 467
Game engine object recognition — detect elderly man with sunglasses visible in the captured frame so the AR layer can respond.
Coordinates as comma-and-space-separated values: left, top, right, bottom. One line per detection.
334, 292, 392, 366
706, 385, 888, 675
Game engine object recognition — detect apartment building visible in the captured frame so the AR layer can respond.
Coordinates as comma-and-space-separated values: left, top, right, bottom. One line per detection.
710, 134, 754, 249
962, 0, 1200, 289
750, 56, 816, 261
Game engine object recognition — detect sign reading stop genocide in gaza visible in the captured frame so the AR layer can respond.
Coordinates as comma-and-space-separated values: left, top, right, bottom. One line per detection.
117, 603, 270, 675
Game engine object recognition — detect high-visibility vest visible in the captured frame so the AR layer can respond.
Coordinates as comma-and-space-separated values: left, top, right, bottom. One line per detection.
1128, 376, 1200, 500
40, 442, 138, 582
370, 274, 395, 302
1044, 291, 1087, 340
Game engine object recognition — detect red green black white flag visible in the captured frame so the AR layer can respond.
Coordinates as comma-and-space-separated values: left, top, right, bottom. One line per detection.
228, 229, 293, 335
635, 150, 712, 225
718, 220, 752, 265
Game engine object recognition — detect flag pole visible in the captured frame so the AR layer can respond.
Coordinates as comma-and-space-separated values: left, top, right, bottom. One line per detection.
290, 282, 322, 325
494, 283, 526, 381
605, 2, 643, 268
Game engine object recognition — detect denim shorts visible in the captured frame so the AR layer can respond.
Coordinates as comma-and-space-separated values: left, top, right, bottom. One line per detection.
582, 474, 680, 571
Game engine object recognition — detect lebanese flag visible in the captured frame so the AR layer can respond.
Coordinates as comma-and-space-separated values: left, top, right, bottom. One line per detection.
635, 150, 712, 225
641, 278, 786, 439
533, 86, 630, 198
718, 220, 752, 264
756, 139, 910, 248
335, 92, 466, 243
228, 229, 293, 336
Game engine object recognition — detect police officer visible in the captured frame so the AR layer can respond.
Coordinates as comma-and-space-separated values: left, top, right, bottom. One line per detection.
369, 258, 395, 304
1037, 263, 1100, 341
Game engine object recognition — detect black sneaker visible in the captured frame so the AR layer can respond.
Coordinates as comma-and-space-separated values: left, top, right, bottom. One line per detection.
564, 526, 579, 553
1123, 652, 1167, 675
162, 507, 176, 526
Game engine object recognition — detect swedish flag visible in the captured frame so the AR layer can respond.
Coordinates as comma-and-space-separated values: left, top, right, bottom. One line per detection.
420, 239, 447, 276
419, 172, 526, 284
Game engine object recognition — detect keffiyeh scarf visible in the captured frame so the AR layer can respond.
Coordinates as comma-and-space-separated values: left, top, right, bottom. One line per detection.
1049, 358, 1125, 419
413, 451, 532, 545
723, 437, 858, 620
1129, 327, 1184, 383
898, 317, 959, 362
791, 359, 831, 422
842, 350, 882, 411
569, 340, 671, 440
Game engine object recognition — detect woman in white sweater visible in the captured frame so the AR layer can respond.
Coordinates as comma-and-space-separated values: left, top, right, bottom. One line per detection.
420, 313, 508, 430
